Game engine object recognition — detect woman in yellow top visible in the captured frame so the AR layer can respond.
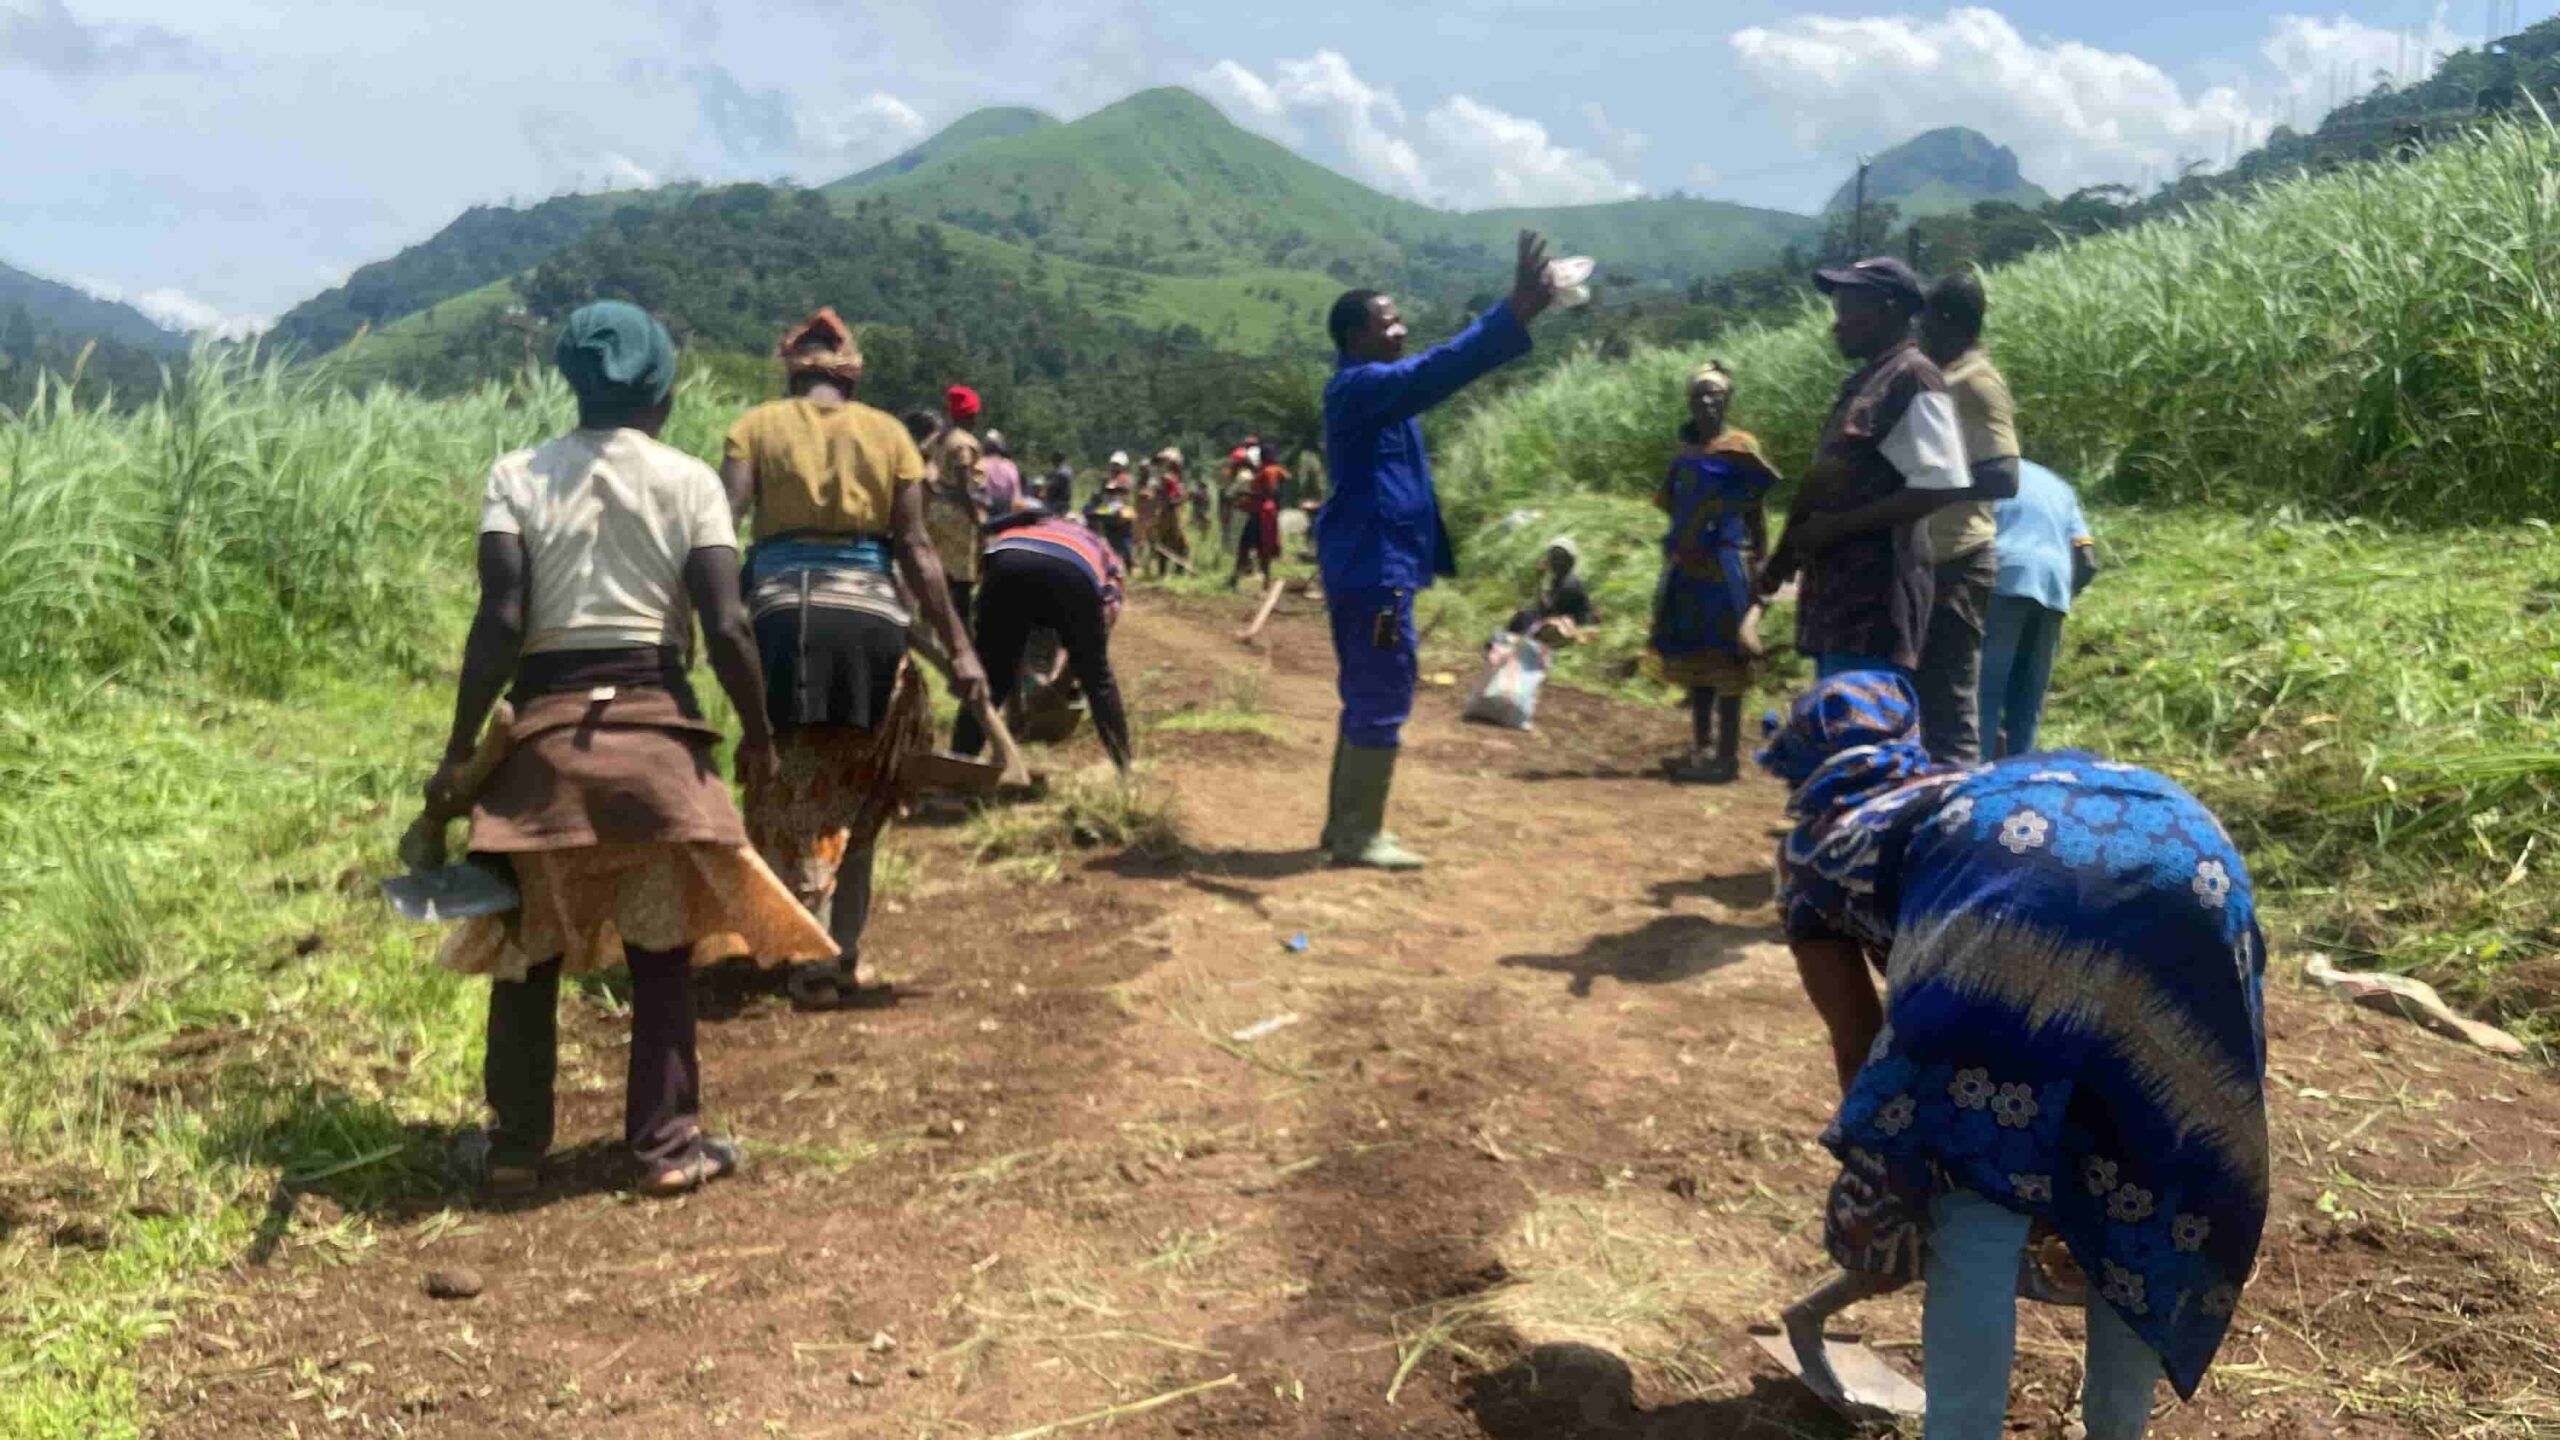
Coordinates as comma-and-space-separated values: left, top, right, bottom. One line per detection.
719, 309, 988, 1008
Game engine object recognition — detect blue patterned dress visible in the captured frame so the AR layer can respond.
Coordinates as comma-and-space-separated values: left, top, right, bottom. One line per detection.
1765, 677, 2268, 1400
1644, 432, 1775, 690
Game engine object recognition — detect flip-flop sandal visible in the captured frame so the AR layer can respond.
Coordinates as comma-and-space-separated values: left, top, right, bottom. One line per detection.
452, 1130, 541, 1197
640, 1138, 743, 1199
788, 964, 849, 1012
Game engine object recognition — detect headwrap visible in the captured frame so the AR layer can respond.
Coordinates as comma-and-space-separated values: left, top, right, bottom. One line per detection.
777, 308, 861, 384
946, 385, 981, 423
556, 301, 677, 413
1154, 446, 1183, 468
1757, 671, 1945, 835
1686, 361, 1735, 397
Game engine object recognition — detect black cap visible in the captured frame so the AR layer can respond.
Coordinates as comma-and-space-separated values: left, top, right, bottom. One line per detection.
1813, 256, 1925, 311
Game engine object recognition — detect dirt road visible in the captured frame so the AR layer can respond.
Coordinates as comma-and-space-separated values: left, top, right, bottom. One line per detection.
151, 592, 2560, 1438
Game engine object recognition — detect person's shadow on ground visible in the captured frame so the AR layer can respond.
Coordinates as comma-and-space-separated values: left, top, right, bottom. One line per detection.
1464, 1342, 1851, 1439
1647, 870, 1776, 912
1499, 915, 1764, 997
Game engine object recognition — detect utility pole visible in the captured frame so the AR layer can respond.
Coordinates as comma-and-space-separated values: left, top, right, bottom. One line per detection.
1849, 154, 1871, 258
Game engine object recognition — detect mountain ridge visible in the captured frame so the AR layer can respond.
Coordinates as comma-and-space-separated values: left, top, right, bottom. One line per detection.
1825, 126, 2051, 220
0, 260, 188, 354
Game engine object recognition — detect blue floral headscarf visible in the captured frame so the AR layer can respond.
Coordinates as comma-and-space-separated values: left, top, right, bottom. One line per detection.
1756, 670, 1944, 829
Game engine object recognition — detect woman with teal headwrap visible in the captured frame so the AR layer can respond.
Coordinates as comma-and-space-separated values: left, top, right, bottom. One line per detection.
428, 301, 837, 1198
1759, 671, 2269, 1438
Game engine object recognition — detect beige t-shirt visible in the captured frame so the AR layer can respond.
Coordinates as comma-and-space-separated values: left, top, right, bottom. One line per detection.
1926, 349, 2020, 564
478, 427, 738, 655
924, 426, 987, 582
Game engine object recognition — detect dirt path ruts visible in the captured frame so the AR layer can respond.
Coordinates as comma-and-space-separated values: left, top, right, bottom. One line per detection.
149, 591, 2560, 1439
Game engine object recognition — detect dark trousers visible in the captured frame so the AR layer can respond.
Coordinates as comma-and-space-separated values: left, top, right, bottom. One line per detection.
484, 945, 701, 1174
954, 549, 1131, 770
1328, 586, 1418, 748
1916, 546, 1997, 765
1980, 595, 2066, 759
946, 578, 976, 630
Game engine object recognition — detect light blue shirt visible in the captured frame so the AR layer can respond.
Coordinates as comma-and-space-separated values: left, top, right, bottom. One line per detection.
1992, 460, 2092, 614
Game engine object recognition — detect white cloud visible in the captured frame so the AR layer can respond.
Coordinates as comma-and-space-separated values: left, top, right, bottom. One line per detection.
1195, 50, 1637, 210
1727, 6, 2465, 194
75, 277, 268, 339
1, 0, 213, 78
1581, 101, 1649, 172
1424, 96, 1641, 208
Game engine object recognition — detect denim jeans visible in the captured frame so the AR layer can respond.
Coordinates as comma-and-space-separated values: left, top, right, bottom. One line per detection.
1978, 596, 2065, 758
1925, 1189, 2162, 1439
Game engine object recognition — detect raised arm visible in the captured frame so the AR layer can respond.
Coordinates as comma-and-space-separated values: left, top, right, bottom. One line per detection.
1331, 231, 1554, 428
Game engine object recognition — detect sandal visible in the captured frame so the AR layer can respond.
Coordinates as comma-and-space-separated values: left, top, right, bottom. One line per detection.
640, 1137, 743, 1199
788, 963, 851, 1012
453, 1131, 541, 1198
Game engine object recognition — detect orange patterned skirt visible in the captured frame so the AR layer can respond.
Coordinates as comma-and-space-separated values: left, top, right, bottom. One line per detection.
438, 842, 836, 982
744, 660, 932, 919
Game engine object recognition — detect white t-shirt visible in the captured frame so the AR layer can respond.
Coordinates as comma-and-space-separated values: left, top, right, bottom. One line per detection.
477, 428, 738, 655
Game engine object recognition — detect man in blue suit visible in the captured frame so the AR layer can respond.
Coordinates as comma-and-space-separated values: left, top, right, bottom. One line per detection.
1316, 230, 1558, 869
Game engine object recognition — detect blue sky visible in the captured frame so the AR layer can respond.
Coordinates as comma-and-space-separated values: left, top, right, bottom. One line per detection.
0, 0, 2515, 334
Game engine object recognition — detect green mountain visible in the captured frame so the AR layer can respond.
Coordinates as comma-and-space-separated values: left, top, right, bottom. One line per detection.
830, 87, 1819, 295
0, 259, 186, 353
267, 190, 695, 356
280, 83, 1820, 408
1825, 127, 2050, 221
837, 105, 1058, 188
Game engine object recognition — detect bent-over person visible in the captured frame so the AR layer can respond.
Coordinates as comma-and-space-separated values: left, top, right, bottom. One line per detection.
954, 505, 1133, 774
433, 301, 836, 1198
721, 309, 988, 1008
1760, 672, 2268, 1438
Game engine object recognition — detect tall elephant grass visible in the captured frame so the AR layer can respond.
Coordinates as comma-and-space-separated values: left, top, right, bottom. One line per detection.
1442, 114, 2560, 528
1436, 116, 2560, 1027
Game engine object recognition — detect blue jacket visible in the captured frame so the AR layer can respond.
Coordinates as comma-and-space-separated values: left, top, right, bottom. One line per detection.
1317, 301, 1533, 592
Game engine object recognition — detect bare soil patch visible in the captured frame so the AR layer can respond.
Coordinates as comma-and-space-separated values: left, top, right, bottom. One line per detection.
146, 591, 2560, 1438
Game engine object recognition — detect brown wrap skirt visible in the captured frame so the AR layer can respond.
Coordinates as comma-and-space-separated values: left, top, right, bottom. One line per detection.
437, 687, 836, 982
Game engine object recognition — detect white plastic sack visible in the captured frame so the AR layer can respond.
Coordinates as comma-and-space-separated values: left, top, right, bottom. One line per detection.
1463, 633, 1550, 731
1546, 255, 1597, 308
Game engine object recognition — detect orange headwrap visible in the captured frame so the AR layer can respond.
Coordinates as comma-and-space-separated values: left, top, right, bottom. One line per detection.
777, 308, 861, 383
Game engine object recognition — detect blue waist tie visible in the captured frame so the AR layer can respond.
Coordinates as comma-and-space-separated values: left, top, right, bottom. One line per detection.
745, 534, 893, 589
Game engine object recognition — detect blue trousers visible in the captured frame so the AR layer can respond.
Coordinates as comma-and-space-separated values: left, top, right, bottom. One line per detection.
1978, 596, 2065, 759
1926, 1189, 2162, 1439
1329, 586, 1417, 748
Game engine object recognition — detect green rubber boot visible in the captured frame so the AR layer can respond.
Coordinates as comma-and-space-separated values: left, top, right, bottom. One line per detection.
1317, 742, 1351, 854
1330, 744, 1426, 871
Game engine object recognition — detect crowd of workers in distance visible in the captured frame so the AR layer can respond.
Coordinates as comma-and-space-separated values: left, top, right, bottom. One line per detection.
418, 222, 2262, 1440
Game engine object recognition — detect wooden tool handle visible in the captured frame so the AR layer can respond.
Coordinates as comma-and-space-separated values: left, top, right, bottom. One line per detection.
404, 702, 517, 871
968, 691, 1033, 788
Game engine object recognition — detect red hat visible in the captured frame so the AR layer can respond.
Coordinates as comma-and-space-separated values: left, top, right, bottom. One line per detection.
945, 385, 981, 422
